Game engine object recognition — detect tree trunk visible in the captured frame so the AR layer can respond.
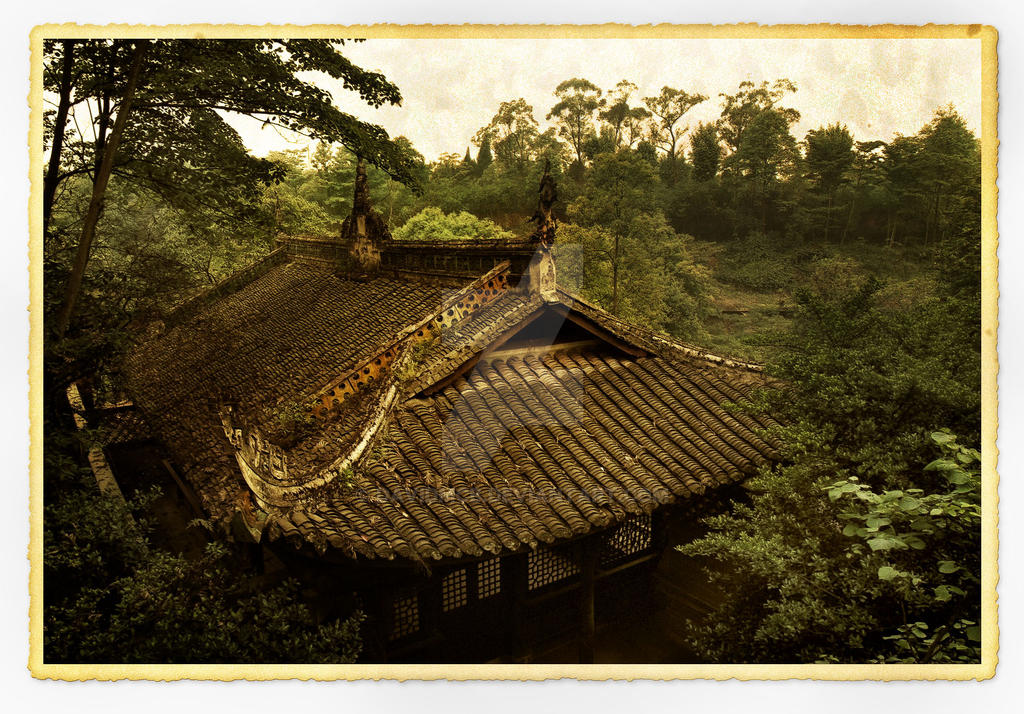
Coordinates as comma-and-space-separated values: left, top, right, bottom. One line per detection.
55, 41, 148, 338
841, 192, 856, 244
43, 40, 76, 237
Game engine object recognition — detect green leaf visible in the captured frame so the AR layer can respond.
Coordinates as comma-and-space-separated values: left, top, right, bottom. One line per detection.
868, 537, 898, 551
931, 431, 955, 445
966, 626, 981, 642
878, 565, 898, 581
904, 536, 926, 550
899, 496, 921, 511
938, 560, 958, 574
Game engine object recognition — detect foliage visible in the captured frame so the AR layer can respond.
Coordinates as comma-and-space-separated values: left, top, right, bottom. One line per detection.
689, 122, 723, 182
270, 399, 318, 448
824, 430, 982, 663
44, 427, 363, 664
473, 99, 541, 171
676, 242, 981, 663
642, 86, 707, 160
393, 207, 515, 242
680, 431, 981, 664
547, 78, 604, 170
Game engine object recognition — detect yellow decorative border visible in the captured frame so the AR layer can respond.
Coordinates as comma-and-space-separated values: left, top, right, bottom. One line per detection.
27, 22, 998, 682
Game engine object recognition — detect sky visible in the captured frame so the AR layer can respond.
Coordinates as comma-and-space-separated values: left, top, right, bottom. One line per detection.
223, 38, 983, 162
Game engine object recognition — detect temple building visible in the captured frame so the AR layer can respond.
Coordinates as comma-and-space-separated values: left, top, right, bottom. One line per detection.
106, 164, 782, 663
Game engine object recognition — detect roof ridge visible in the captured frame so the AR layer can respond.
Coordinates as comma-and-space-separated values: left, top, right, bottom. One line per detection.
305, 261, 514, 420
554, 286, 764, 372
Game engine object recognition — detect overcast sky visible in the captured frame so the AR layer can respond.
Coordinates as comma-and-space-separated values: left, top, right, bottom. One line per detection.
223, 38, 982, 162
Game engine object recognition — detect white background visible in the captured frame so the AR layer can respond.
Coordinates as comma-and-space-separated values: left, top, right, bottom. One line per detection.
2, 1, 1019, 711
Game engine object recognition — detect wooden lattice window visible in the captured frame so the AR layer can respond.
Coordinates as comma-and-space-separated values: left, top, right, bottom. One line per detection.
477, 557, 502, 599
527, 545, 579, 590
389, 590, 420, 641
442, 568, 469, 612
599, 515, 653, 569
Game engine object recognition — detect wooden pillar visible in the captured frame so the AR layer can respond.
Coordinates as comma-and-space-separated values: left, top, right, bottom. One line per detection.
578, 538, 599, 664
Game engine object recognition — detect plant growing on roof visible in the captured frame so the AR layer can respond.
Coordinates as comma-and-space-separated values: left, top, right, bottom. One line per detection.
273, 399, 316, 449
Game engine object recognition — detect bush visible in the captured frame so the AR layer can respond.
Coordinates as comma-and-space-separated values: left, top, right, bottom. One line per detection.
44, 427, 363, 664
392, 206, 515, 242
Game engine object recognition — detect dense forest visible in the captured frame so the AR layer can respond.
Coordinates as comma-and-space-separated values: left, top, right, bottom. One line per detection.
42, 39, 983, 664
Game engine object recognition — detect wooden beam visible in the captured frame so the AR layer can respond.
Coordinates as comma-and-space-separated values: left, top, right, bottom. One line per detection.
560, 309, 648, 358
419, 307, 549, 396
161, 459, 207, 518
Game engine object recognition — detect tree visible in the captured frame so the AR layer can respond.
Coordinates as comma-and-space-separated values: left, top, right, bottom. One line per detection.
727, 105, 800, 233
599, 79, 649, 149
565, 149, 710, 335
915, 107, 981, 246
547, 78, 604, 172
839, 139, 887, 244
44, 38, 416, 339
677, 253, 982, 663
717, 78, 800, 157
689, 121, 723, 182
52, 40, 148, 338
568, 149, 660, 315
880, 108, 979, 249
642, 86, 707, 180
475, 134, 493, 176
804, 123, 855, 241
473, 99, 540, 171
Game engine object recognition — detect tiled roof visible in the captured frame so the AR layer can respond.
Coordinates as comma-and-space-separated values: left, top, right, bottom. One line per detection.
124, 260, 444, 514
123, 249, 783, 564
269, 351, 782, 561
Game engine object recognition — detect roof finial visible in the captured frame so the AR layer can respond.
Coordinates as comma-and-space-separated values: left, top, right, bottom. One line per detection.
530, 158, 558, 248
528, 160, 558, 302
341, 156, 390, 277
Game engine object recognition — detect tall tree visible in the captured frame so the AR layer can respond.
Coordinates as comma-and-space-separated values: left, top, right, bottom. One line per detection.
568, 149, 662, 316
839, 139, 887, 243
689, 121, 723, 182
475, 133, 493, 176
473, 98, 539, 171
44, 38, 415, 339
915, 107, 981, 246
54, 41, 148, 338
717, 78, 800, 158
642, 86, 707, 176
730, 109, 800, 231
599, 80, 640, 148
563, 149, 710, 335
804, 123, 855, 242
547, 78, 604, 172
